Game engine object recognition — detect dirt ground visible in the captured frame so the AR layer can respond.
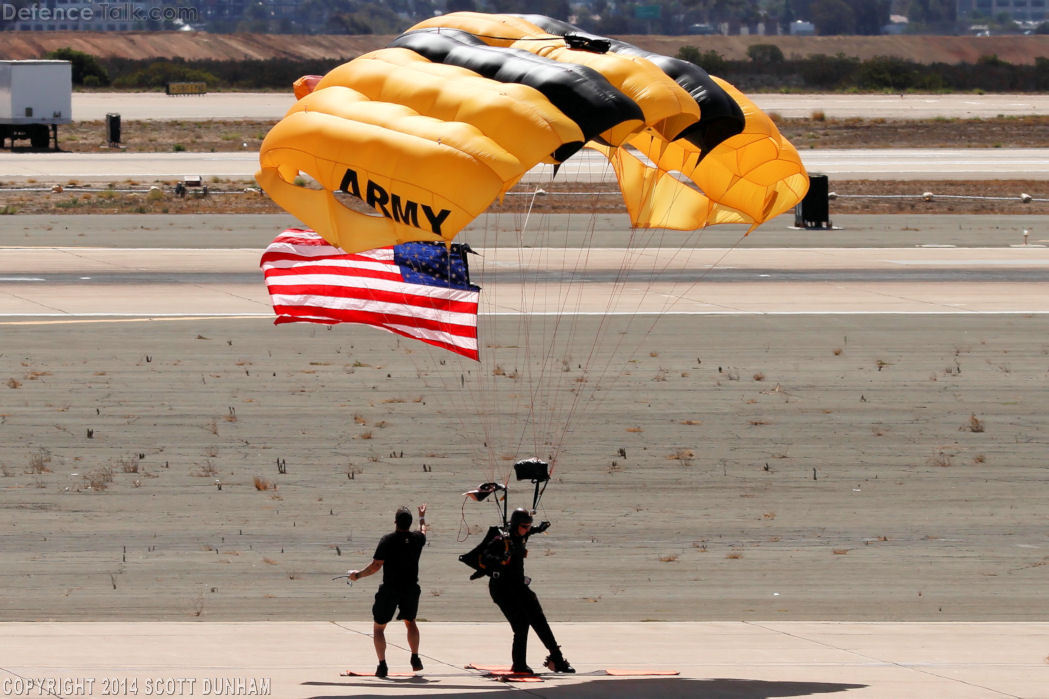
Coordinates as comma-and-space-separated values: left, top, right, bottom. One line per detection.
1, 116, 1047, 217
51, 115, 1049, 153
1, 178, 1045, 218
5, 31, 1049, 66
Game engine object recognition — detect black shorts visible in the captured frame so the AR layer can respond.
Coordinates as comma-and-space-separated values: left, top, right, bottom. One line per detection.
372, 583, 421, 625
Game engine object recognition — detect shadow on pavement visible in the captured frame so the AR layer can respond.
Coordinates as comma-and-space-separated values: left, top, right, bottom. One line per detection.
304, 676, 867, 697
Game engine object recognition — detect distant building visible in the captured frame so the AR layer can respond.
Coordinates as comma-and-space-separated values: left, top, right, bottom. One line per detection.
883, 14, 908, 34
789, 20, 815, 35
957, 0, 1049, 22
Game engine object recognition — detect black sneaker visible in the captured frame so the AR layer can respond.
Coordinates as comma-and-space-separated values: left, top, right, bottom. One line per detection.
410, 654, 424, 672
375, 660, 388, 678
510, 664, 534, 675
545, 654, 575, 673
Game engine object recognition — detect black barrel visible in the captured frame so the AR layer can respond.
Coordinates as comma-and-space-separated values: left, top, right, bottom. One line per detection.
106, 113, 121, 144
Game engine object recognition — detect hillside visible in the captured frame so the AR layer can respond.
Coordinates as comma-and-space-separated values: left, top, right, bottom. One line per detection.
3, 31, 1048, 65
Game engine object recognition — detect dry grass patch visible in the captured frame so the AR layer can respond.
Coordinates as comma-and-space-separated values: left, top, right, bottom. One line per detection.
26, 448, 52, 474
191, 461, 218, 477
964, 413, 985, 433
83, 466, 113, 491
253, 476, 274, 491
928, 451, 953, 468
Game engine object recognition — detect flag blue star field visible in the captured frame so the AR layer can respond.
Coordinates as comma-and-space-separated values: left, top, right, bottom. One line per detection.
261, 229, 480, 360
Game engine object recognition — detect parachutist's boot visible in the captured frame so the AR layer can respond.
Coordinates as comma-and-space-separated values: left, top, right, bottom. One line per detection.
375, 660, 388, 678
410, 653, 424, 671
544, 648, 575, 673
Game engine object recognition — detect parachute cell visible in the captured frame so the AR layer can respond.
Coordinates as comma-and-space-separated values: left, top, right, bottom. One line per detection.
256, 12, 807, 252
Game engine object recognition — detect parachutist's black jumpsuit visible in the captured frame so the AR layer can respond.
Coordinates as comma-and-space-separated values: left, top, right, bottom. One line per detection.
486, 526, 560, 670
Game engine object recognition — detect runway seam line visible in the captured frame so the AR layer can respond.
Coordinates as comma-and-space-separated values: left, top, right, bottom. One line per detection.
743, 621, 1018, 697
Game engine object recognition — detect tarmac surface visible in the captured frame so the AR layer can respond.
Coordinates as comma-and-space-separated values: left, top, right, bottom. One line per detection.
5, 90, 1049, 697
3, 213, 1049, 697
2, 621, 1048, 698
3, 148, 1049, 182
67, 92, 1049, 121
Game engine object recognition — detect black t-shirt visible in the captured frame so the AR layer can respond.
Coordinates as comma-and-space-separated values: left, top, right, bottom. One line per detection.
373, 529, 426, 587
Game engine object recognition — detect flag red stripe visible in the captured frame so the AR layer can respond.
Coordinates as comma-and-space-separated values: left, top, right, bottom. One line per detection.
260, 228, 479, 361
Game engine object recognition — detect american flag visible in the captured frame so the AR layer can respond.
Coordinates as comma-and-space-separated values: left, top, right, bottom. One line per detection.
260, 228, 480, 360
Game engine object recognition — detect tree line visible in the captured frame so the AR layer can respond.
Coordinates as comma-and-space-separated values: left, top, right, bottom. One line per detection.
47, 45, 1049, 93
7, 0, 1046, 36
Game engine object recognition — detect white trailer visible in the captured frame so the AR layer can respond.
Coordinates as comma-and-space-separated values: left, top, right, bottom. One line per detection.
0, 60, 73, 149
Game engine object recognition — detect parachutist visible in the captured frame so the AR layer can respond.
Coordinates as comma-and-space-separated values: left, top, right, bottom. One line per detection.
347, 504, 428, 676
484, 508, 574, 674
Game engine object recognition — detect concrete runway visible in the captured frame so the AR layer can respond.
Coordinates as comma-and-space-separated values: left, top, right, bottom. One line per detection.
68, 92, 1049, 121
4, 109, 1049, 694
3, 147, 1049, 182
2, 621, 1047, 698
4, 243, 1049, 317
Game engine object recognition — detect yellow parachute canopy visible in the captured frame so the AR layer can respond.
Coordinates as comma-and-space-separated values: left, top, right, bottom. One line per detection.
256, 13, 807, 253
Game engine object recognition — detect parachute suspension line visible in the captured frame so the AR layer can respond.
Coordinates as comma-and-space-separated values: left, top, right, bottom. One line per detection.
555, 181, 753, 452
544, 160, 702, 466
508, 185, 544, 467
548, 211, 646, 467
478, 210, 514, 483
528, 206, 588, 464
621, 174, 753, 359
545, 209, 606, 467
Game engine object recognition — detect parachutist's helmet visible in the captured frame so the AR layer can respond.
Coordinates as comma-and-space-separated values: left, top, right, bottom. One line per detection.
509, 508, 533, 533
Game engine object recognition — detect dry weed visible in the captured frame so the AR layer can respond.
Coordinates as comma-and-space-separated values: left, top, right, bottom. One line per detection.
253, 476, 274, 491
83, 466, 113, 491
26, 448, 52, 474
929, 451, 953, 468
964, 413, 985, 433
191, 461, 218, 477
